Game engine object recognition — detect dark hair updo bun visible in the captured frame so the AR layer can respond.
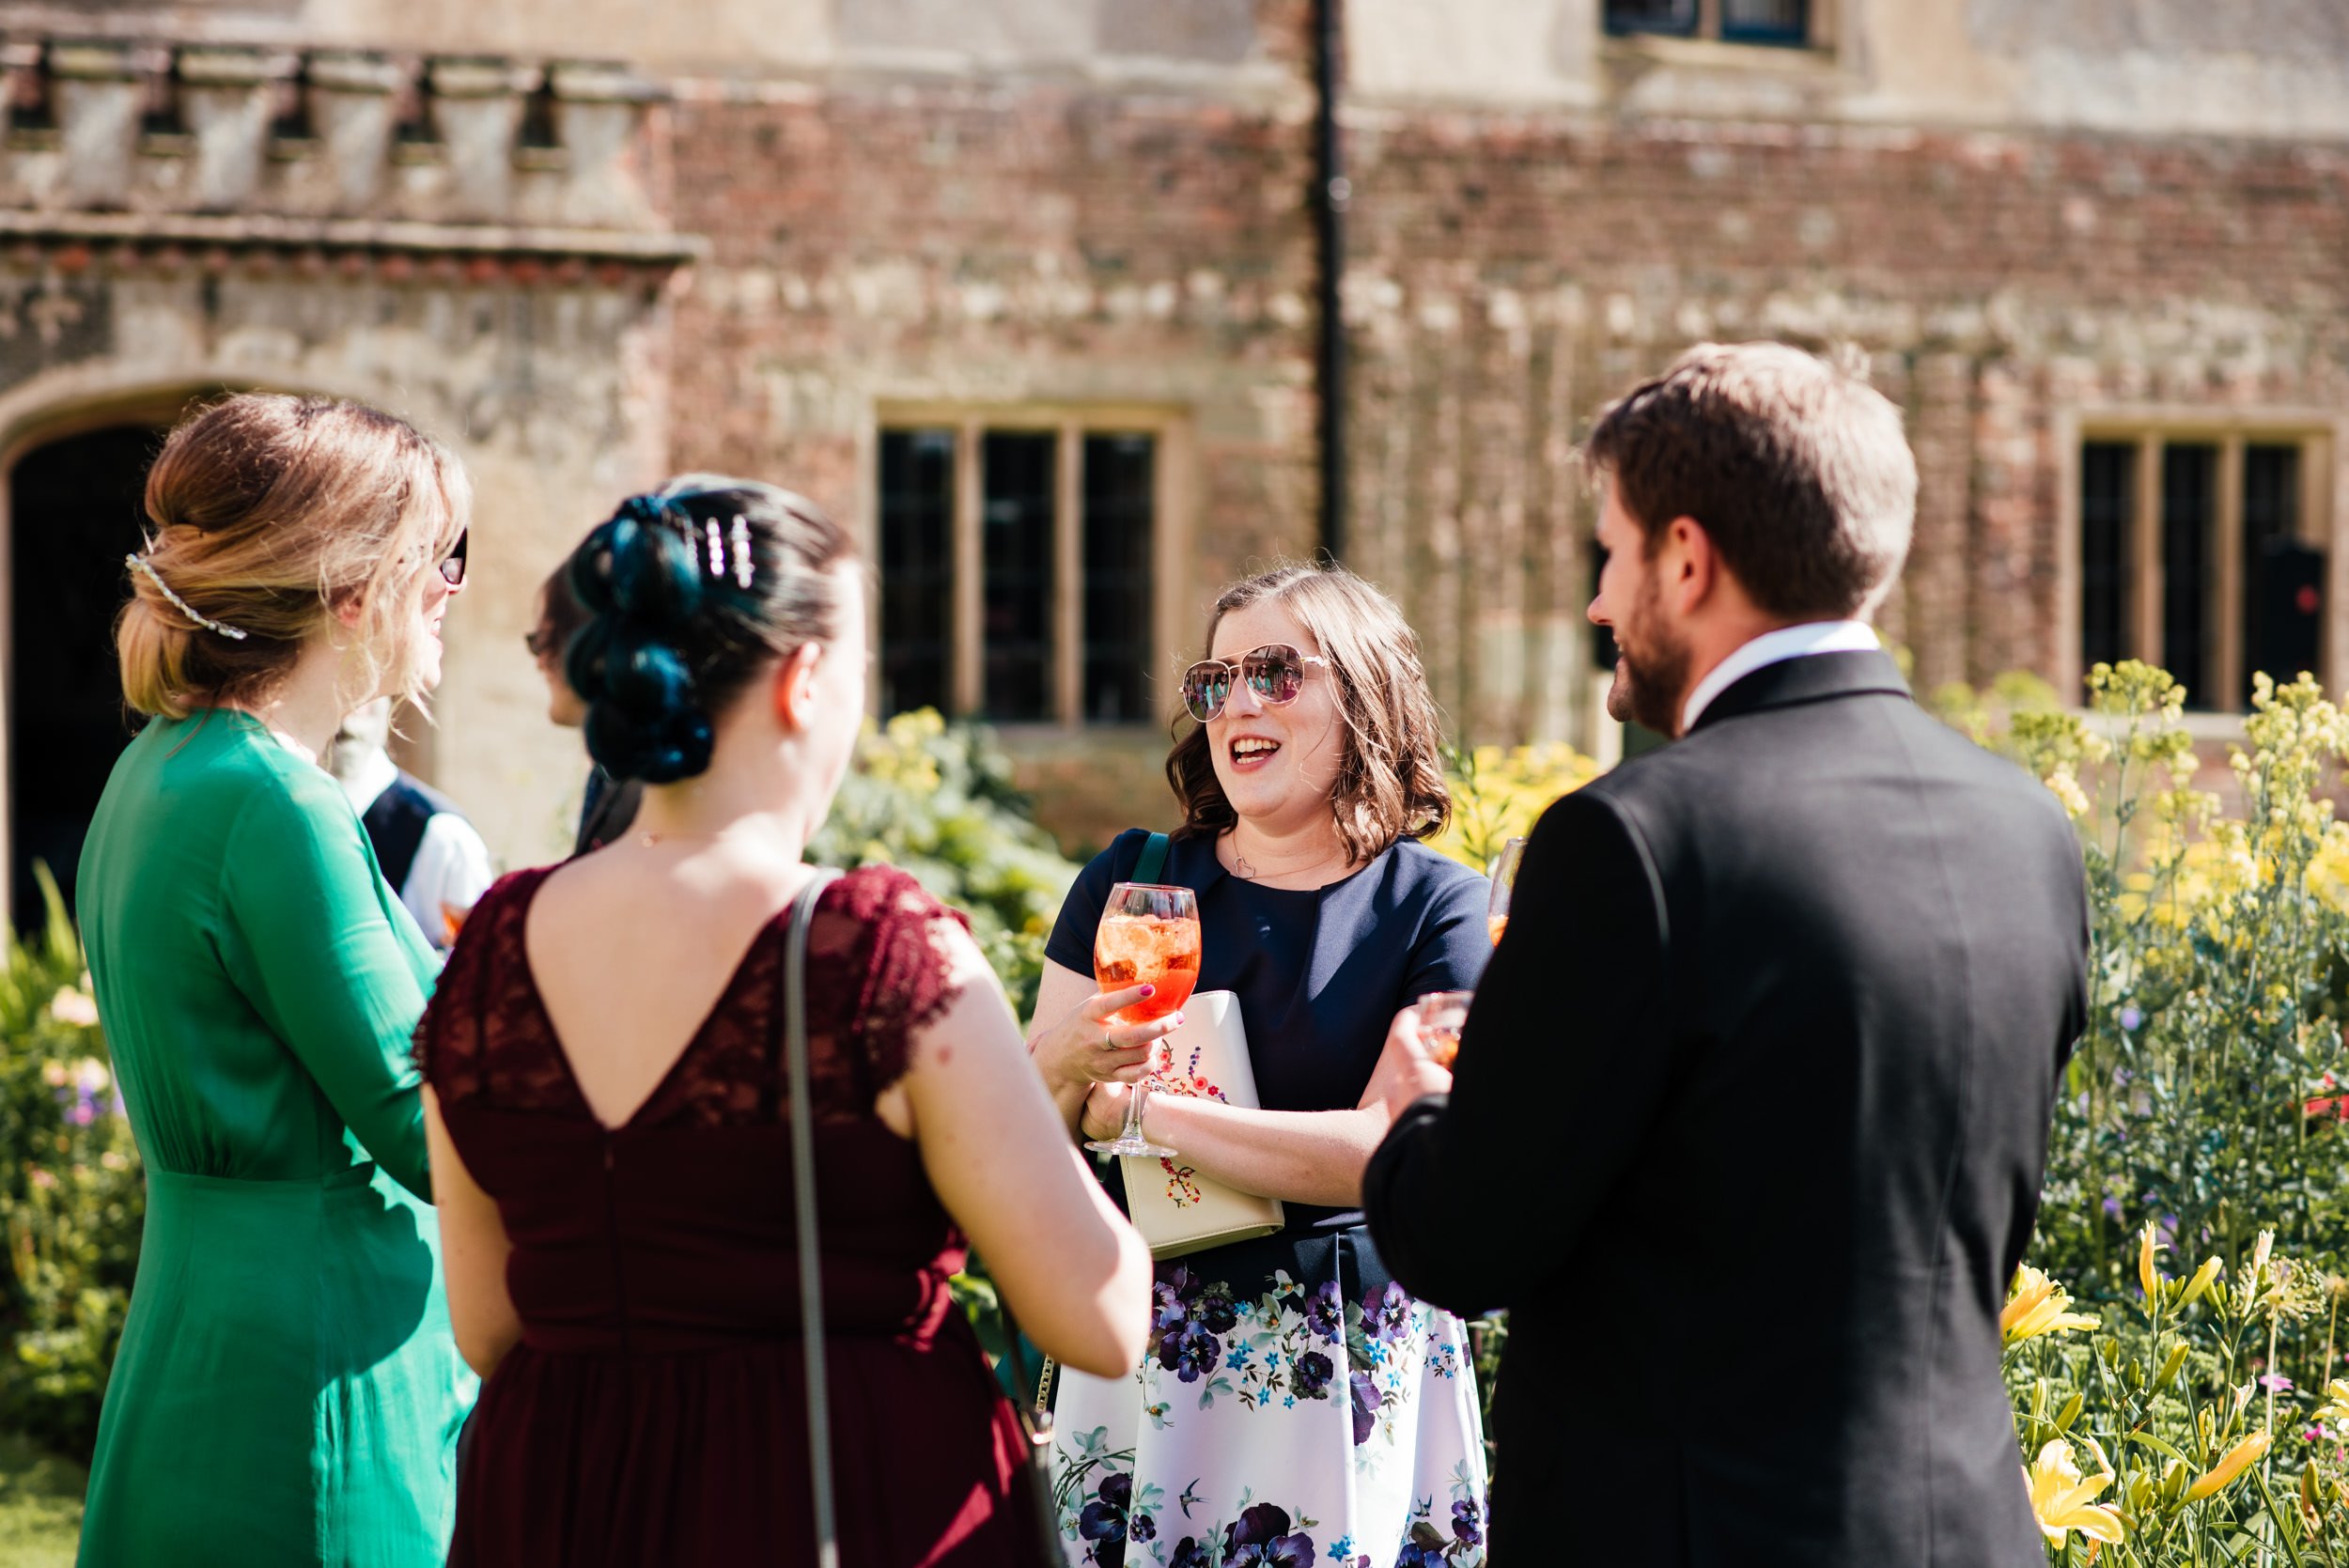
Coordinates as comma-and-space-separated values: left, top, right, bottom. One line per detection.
563, 476, 858, 784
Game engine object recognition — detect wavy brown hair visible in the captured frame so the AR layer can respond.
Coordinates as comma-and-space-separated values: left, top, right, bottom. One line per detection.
1167, 564, 1452, 865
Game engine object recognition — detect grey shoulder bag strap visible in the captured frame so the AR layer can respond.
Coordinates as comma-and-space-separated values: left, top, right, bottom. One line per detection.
781, 867, 845, 1567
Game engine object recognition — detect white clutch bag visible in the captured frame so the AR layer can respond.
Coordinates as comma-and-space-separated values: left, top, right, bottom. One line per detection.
1118, 989, 1285, 1259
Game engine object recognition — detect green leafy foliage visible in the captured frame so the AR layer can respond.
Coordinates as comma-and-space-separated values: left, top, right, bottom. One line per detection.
0, 868, 139, 1463
809, 709, 1082, 1020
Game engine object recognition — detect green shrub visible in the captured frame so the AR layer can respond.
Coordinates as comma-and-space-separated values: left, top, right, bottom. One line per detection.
809, 709, 1082, 1020
0, 868, 139, 1463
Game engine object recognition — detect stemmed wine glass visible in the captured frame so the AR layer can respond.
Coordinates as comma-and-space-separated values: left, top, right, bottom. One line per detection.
1486, 838, 1526, 945
1084, 883, 1202, 1157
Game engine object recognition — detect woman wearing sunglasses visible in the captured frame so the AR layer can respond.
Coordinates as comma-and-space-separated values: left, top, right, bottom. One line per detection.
1028, 563, 1493, 1568
74, 394, 477, 1567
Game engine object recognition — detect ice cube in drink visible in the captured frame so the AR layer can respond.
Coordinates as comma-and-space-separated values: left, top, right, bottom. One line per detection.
1095, 913, 1202, 1025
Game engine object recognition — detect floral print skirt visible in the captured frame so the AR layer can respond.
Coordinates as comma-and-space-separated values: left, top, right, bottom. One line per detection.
1050, 1226, 1487, 1568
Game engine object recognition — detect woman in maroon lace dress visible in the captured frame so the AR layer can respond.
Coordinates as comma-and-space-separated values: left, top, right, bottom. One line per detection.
414, 477, 1152, 1565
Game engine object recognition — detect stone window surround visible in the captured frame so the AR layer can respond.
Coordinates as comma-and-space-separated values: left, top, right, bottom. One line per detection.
2053, 406, 2344, 716
865, 402, 1192, 734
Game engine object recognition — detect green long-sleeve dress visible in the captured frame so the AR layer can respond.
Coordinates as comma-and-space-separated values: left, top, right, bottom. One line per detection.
73, 708, 476, 1567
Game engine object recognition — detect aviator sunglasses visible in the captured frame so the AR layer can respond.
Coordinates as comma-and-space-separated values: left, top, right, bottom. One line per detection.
439, 530, 468, 589
1180, 643, 1330, 723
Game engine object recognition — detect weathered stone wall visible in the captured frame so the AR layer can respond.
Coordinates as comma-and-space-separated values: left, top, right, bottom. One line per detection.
663, 76, 1323, 628
0, 32, 689, 892
1341, 116, 2349, 730
0, 255, 675, 864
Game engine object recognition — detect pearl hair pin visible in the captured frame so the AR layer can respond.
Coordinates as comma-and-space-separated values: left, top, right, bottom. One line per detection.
126, 553, 248, 640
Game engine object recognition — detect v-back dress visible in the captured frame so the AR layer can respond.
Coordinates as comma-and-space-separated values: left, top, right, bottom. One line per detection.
75, 709, 474, 1568
415, 862, 1040, 1566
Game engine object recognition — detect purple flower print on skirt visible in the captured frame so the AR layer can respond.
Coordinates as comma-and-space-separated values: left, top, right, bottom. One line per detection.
1224, 1503, 1316, 1568
1350, 1372, 1380, 1445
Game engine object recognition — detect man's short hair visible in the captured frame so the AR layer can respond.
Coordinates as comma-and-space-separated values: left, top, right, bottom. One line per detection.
1584, 342, 1917, 619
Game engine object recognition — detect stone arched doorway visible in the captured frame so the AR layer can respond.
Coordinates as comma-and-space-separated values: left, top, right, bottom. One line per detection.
8, 421, 170, 932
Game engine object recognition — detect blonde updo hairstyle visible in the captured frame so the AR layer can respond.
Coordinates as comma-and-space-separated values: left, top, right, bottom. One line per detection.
117, 394, 472, 721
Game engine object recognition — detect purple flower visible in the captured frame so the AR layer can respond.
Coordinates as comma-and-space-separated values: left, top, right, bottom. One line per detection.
2103, 1196, 2123, 1219
1130, 1513, 1156, 1544
1306, 1281, 1342, 1342
1393, 1543, 1445, 1568
2120, 1005, 2144, 1032
1451, 1498, 1483, 1546
1224, 1504, 1316, 1568
1169, 1539, 1210, 1568
1078, 1470, 1130, 1564
1197, 1284, 1238, 1335
1350, 1372, 1380, 1445
1361, 1282, 1413, 1343
1158, 1321, 1221, 1383
1153, 1279, 1190, 1334
1294, 1350, 1334, 1399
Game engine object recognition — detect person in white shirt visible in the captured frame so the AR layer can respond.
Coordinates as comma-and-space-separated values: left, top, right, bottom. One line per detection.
329, 697, 496, 952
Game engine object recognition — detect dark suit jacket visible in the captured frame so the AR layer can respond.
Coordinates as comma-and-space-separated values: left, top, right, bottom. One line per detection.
1364, 648, 2088, 1566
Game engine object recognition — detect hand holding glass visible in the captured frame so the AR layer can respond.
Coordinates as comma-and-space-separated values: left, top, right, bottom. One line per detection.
1084, 883, 1202, 1157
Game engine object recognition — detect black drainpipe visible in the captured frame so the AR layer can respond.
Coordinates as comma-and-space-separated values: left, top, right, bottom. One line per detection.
1313, 0, 1347, 565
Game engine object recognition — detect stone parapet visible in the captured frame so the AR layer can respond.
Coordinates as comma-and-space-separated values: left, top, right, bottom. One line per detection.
0, 38, 672, 238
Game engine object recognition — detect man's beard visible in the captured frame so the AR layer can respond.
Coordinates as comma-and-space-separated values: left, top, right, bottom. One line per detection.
1610, 582, 1691, 737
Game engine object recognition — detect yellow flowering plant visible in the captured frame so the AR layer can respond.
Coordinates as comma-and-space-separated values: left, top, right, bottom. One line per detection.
1964, 665, 2349, 1360
2005, 1234, 2349, 1565
1430, 740, 1599, 872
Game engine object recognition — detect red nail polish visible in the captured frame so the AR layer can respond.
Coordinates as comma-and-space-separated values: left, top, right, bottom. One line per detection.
1141, 985, 1156, 998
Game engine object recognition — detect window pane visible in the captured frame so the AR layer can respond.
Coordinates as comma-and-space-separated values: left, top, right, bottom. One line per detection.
1082, 433, 1155, 723
2079, 442, 2134, 675
2161, 443, 2217, 706
1603, 0, 1697, 36
981, 431, 1055, 722
878, 428, 953, 717
2244, 444, 2318, 700
1720, 0, 1808, 43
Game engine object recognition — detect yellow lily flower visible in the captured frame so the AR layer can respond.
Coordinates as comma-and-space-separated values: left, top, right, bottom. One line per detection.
2001, 1267, 2101, 1346
2178, 1256, 2224, 1308
2186, 1431, 2272, 1501
2313, 1378, 2349, 1427
2140, 1222, 2166, 1299
2251, 1231, 2276, 1276
2026, 1437, 2126, 1545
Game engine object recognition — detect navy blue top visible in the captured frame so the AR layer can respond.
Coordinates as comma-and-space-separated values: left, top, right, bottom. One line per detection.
1046, 827, 1491, 1235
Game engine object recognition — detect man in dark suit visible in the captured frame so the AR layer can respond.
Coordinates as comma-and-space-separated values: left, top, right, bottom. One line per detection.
1363, 343, 2088, 1565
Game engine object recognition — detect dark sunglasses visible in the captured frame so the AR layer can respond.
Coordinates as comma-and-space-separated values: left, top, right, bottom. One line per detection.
439, 530, 468, 588
1180, 643, 1330, 722
522, 625, 558, 660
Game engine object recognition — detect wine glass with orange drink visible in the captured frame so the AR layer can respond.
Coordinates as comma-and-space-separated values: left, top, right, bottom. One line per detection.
1083, 882, 1202, 1157
1486, 838, 1525, 945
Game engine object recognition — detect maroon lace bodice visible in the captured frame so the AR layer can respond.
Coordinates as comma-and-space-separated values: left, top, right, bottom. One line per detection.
413, 862, 980, 1354
418, 862, 966, 1129
415, 865, 1044, 1565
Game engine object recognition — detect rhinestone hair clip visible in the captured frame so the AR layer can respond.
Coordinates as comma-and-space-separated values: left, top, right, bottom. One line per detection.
125, 552, 248, 641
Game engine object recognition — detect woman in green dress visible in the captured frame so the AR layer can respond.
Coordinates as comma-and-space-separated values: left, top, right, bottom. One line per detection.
73, 395, 478, 1567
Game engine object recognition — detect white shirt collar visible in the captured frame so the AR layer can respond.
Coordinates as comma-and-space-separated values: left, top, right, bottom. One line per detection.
1679, 620, 1881, 733
335, 744, 399, 815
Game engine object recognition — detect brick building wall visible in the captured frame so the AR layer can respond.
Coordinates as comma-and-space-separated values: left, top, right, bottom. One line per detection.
661, 54, 2349, 798
1, 0, 2346, 877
